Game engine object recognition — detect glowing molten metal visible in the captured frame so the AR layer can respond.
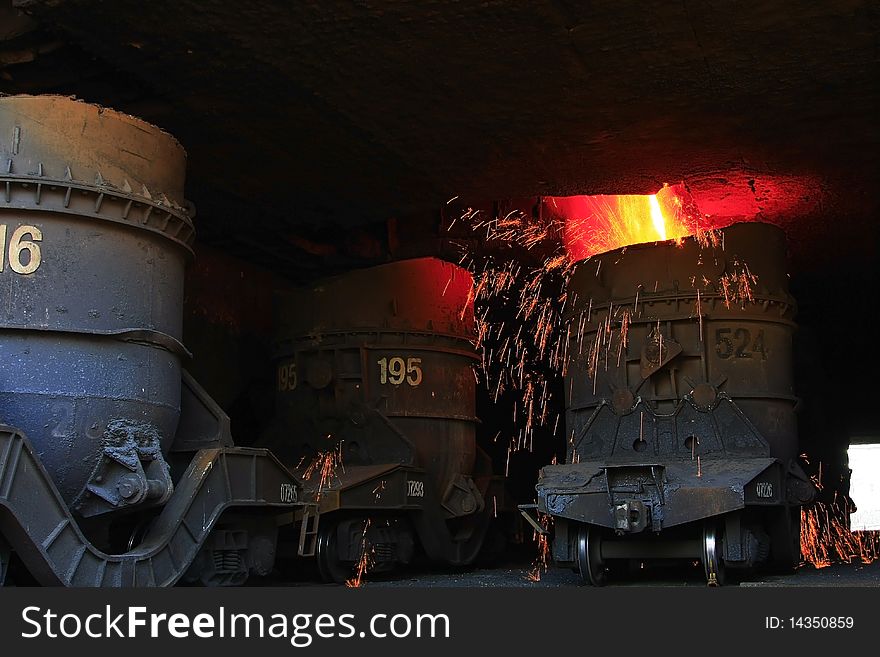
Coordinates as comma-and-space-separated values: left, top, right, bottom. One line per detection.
648, 194, 667, 241
550, 184, 733, 261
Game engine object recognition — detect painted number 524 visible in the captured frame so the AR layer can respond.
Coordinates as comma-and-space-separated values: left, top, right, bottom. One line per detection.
377, 356, 423, 386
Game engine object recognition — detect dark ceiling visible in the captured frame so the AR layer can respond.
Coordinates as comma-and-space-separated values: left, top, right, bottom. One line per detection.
1, 0, 878, 276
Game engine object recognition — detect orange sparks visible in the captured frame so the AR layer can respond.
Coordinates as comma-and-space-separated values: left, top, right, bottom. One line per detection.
719, 260, 757, 309
526, 513, 553, 582
451, 193, 760, 466
302, 441, 344, 501
616, 308, 631, 367
585, 306, 634, 383
345, 519, 373, 588
696, 289, 703, 342
800, 501, 880, 569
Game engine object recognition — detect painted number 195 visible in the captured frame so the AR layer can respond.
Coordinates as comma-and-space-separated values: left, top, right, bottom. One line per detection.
0, 224, 43, 275
277, 362, 297, 392
377, 356, 423, 386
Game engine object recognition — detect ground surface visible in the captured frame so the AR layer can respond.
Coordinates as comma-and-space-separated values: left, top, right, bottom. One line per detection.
264, 555, 880, 588
367, 562, 880, 588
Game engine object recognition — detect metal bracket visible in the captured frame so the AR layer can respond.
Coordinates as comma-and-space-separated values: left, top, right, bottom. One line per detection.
518, 504, 548, 535
0, 426, 306, 586
74, 419, 174, 517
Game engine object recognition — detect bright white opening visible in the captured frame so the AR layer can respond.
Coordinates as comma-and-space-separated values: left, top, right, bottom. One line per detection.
848, 443, 880, 531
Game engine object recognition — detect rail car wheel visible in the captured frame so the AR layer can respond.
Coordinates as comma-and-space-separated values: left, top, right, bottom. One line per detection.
702, 523, 726, 586
576, 525, 607, 586
126, 515, 157, 551
770, 506, 802, 572
316, 522, 352, 584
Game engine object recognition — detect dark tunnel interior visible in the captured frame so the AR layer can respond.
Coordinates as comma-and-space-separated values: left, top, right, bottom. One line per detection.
1, 0, 878, 583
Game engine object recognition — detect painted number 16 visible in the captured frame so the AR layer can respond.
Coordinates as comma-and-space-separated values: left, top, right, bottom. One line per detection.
0, 224, 43, 274
377, 356, 423, 387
